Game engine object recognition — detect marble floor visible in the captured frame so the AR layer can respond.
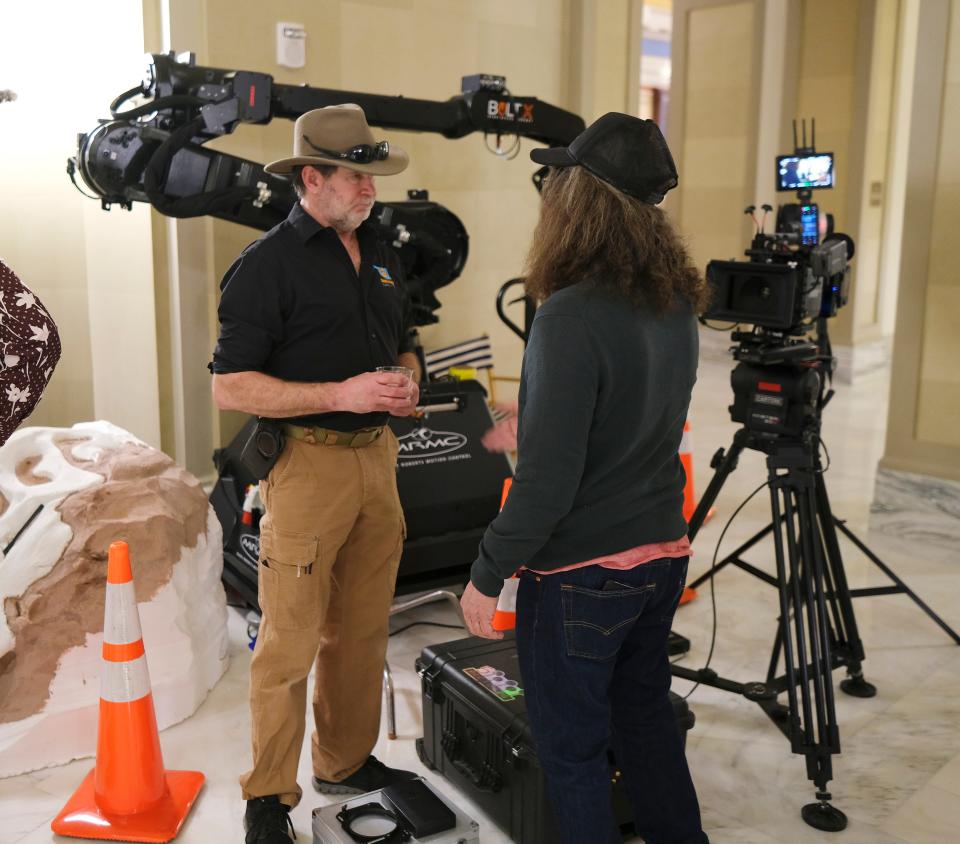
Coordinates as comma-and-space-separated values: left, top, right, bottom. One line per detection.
3, 328, 959, 843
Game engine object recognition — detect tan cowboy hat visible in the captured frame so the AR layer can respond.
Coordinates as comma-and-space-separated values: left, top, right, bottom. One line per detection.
264, 104, 408, 176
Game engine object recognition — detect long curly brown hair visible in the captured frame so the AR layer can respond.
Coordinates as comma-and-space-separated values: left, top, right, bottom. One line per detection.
524, 166, 709, 313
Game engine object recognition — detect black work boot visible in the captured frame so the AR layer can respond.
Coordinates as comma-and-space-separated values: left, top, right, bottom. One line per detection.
244, 795, 295, 843
312, 755, 419, 795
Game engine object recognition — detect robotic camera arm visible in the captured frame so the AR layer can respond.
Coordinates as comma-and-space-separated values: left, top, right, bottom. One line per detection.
69, 52, 585, 327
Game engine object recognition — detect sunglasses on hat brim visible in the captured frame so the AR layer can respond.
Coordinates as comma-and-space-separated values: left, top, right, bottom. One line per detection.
302, 135, 391, 165
531, 165, 551, 194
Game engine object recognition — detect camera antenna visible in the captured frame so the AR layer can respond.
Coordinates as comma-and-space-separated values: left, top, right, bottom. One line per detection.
792, 119, 799, 153
811, 118, 816, 152
760, 203, 773, 234
744, 204, 759, 235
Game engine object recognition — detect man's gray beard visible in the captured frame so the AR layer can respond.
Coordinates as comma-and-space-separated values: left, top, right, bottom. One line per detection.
330, 206, 372, 233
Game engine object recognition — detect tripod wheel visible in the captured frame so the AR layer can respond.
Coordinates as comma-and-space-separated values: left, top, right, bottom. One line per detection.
841, 676, 877, 698
802, 801, 847, 831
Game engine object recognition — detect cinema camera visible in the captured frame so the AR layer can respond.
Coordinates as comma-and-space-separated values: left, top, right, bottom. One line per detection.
674, 121, 865, 830
701, 121, 854, 439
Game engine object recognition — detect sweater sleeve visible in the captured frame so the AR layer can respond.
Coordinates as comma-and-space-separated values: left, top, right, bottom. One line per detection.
470, 312, 598, 597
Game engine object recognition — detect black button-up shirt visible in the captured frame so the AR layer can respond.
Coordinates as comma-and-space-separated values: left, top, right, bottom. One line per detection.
211, 202, 414, 430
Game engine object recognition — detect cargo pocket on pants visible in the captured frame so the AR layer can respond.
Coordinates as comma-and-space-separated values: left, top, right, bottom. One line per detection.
259, 528, 322, 631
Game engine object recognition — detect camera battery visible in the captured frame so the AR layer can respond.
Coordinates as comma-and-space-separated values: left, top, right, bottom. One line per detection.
311, 777, 479, 844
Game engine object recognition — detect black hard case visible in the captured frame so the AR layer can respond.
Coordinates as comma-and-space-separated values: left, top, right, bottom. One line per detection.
415, 634, 695, 844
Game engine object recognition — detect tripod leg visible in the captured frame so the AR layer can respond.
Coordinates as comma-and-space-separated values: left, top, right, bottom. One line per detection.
687, 431, 748, 542
778, 482, 815, 749
798, 478, 847, 830
814, 473, 878, 697
770, 448, 846, 830
835, 517, 960, 646
764, 483, 801, 734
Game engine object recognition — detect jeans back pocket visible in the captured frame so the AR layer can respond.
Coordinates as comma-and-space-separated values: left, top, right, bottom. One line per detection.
561, 579, 657, 661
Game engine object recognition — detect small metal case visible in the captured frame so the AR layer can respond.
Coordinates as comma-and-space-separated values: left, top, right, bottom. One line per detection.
311, 777, 480, 844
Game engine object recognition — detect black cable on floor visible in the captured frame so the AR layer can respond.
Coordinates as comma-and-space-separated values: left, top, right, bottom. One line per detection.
682, 479, 771, 701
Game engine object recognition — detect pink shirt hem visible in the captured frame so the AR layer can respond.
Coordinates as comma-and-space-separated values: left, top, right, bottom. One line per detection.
527, 537, 691, 576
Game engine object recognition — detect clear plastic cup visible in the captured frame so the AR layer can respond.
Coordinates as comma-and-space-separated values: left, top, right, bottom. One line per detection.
375, 365, 414, 382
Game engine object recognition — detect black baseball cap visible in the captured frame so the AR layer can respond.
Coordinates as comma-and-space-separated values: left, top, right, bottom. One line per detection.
530, 112, 678, 204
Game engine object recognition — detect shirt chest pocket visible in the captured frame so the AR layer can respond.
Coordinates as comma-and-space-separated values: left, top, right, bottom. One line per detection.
369, 275, 404, 320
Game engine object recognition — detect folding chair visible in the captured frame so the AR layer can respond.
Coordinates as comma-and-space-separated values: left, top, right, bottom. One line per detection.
423, 334, 518, 404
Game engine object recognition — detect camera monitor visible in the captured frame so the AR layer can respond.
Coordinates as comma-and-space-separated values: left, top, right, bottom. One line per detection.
776, 153, 834, 192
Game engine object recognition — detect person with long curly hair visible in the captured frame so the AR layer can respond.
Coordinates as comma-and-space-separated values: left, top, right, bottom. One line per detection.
461, 113, 710, 843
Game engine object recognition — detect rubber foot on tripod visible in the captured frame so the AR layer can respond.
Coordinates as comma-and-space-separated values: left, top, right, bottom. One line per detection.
841, 676, 877, 698
743, 682, 777, 701
801, 801, 847, 831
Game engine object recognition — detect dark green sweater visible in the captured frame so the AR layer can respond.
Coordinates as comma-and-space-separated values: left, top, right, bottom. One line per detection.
470, 281, 698, 597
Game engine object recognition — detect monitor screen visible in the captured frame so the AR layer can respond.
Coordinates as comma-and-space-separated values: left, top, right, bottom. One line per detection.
777, 153, 834, 192
800, 204, 819, 245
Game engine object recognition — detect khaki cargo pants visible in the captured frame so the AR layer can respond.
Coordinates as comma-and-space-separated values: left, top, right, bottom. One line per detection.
239, 428, 405, 807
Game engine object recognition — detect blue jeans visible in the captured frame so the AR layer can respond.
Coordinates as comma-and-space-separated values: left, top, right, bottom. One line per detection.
516, 558, 708, 844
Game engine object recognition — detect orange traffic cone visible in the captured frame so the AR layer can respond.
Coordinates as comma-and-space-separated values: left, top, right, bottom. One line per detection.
51, 541, 204, 842
680, 420, 698, 525
492, 477, 518, 632
678, 420, 713, 606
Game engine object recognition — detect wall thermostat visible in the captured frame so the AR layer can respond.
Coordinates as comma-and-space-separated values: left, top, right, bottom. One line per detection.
276, 22, 306, 69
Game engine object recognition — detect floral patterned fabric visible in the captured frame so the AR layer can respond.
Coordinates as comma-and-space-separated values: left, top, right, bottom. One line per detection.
0, 260, 61, 445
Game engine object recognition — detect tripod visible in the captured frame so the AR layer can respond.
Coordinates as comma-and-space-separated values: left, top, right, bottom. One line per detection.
672, 419, 960, 830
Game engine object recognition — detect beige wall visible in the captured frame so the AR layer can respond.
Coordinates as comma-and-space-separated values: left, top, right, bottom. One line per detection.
881, 0, 960, 482
669, 0, 763, 272
789, 0, 901, 354
0, 2, 161, 445
856, 0, 900, 334
914, 1, 960, 449
567, 0, 637, 121
791, 0, 869, 347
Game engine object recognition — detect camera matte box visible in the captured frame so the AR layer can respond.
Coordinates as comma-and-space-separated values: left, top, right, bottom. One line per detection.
416, 634, 695, 844
311, 777, 479, 843
705, 260, 801, 329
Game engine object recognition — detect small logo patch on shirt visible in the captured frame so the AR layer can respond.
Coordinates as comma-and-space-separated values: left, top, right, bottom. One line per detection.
373, 265, 395, 286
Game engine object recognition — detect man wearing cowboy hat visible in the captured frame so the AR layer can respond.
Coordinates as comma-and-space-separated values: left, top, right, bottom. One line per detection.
211, 104, 421, 844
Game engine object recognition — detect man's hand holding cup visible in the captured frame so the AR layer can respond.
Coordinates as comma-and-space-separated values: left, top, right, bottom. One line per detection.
375, 365, 419, 417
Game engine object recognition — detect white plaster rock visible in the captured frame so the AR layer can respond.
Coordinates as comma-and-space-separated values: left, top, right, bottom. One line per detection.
0, 421, 229, 777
